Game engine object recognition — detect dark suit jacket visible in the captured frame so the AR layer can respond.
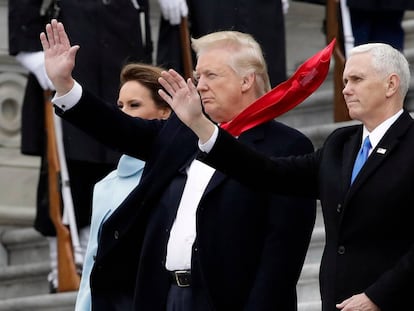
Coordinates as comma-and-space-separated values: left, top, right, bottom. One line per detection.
201, 109, 414, 311
58, 90, 316, 310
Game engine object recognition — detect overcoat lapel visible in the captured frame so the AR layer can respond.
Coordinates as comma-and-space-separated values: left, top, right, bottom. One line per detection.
344, 111, 414, 205
201, 125, 265, 197
97, 116, 198, 260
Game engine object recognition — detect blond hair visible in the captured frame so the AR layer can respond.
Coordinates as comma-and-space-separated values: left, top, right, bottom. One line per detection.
192, 31, 271, 96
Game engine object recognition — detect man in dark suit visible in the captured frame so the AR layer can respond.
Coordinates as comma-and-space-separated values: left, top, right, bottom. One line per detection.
160, 42, 414, 311
41, 20, 316, 310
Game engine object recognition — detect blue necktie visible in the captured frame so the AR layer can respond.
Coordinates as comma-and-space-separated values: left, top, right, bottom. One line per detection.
351, 136, 371, 184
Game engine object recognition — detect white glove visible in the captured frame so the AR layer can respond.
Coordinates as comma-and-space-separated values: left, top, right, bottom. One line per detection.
282, 0, 289, 14
16, 51, 55, 90
158, 0, 188, 25
130, 0, 140, 10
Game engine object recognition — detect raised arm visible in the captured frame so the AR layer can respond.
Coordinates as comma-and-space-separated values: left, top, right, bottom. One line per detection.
158, 69, 216, 143
39, 19, 79, 96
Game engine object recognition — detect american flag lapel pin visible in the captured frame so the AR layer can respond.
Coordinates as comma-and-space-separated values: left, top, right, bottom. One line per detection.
376, 148, 387, 154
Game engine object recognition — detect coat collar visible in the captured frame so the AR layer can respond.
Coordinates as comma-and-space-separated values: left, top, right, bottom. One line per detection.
201, 123, 268, 196
345, 110, 414, 194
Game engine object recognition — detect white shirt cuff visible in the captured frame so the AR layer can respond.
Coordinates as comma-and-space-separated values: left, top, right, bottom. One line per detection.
198, 125, 219, 153
52, 81, 82, 111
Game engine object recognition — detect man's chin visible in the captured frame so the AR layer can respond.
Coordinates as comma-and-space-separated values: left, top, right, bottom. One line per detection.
347, 110, 360, 121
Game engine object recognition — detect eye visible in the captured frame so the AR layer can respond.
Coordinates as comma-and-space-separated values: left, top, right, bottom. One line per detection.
130, 102, 140, 108
117, 103, 124, 109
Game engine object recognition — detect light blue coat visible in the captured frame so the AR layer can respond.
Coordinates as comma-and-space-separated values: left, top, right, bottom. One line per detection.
75, 155, 144, 311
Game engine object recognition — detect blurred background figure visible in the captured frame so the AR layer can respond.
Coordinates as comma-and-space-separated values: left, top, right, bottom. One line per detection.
346, 0, 414, 51
156, 0, 289, 87
8, 0, 153, 293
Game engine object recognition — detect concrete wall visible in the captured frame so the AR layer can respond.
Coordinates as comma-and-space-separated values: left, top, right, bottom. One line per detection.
0, 0, 27, 148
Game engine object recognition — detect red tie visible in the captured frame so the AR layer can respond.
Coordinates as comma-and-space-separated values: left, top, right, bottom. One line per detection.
220, 39, 336, 136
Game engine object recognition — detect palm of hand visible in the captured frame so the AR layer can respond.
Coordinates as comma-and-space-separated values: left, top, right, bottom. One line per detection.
44, 42, 76, 83
172, 82, 202, 125
40, 19, 79, 93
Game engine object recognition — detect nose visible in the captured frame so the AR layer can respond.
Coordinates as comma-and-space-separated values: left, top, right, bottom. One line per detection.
342, 82, 350, 96
196, 76, 208, 91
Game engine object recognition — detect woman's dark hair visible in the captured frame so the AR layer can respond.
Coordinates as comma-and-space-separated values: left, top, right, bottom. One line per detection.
120, 63, 170, 110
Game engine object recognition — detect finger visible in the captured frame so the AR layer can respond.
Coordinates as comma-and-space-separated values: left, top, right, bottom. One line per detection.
187, 78, 197, 92
169, 69, 187, 87
336, 298, 350, 309
52, 19, 61, 46
161, 70, 179, 91
57, 21, 71, 47
45, 23, 55, 47
159, 73, 177, 95
40, 32, 50, 51
158, 89, 172, 106
68, 45, 80, 60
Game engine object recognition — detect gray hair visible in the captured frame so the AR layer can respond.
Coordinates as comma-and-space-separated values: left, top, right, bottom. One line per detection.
191, 31, 271, 95
349, 43, 411, 98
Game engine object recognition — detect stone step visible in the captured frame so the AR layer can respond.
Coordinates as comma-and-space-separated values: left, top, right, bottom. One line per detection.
0, 292, 76, 311
297, 263, 321, 307
303, 225, 324, 265
0, 227, 50, 299
0, 147, 39, 211
1, 227, 48, 266
0, 206, 35, 227
0, 262, 50, 299
298, 300, 322, 311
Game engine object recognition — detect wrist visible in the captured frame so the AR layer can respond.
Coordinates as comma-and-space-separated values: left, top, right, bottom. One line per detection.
55, 77, 75, 97
191, 116, 216, 144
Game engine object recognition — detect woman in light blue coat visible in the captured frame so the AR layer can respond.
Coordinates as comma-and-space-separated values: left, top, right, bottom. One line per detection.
75, 63, 171, 311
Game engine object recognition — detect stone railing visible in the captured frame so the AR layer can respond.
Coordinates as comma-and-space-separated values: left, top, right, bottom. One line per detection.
0, 0, 27, 148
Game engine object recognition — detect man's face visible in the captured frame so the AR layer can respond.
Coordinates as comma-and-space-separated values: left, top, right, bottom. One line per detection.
194, 49, 246, 123
342, 52, 389, 124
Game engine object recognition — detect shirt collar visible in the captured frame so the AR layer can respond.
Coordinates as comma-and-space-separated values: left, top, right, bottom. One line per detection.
362, 109, 403, 150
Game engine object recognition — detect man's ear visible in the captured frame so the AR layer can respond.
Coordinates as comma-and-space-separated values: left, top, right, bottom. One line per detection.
241, 72, 255, 92
385, 73, 400, 98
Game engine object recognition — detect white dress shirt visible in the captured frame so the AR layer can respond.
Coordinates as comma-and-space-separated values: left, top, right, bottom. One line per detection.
165, 159, 215, 271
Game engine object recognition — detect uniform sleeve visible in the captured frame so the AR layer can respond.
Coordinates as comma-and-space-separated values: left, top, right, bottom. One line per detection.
8, 0, 45, 55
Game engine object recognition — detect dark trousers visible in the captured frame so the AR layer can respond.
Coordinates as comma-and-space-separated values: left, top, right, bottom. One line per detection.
166, 285, 211, 311
349, 9, 405, 51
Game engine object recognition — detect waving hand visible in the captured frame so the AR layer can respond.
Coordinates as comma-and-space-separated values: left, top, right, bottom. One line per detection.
40, 19, 79, 96
158, 69, 216, 143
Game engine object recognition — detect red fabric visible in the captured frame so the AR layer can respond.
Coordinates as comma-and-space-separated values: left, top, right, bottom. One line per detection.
220, 39, 336, 136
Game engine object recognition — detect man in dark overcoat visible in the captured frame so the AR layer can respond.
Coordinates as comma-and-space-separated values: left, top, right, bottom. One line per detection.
41, 21, 317, 310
